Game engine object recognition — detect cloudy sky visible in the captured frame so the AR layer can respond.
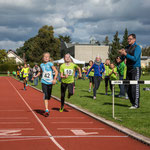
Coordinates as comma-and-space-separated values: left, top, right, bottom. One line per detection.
0, 0, 150, 50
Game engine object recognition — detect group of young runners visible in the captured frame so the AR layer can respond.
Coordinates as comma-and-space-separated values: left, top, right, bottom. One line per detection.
19, 53, 81, 117
19, 52, 127, 117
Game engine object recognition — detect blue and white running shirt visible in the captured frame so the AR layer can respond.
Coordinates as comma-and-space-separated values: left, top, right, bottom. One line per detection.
40, 62, 54, 85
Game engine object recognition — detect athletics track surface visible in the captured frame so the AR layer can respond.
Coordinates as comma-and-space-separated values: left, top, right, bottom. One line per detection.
0, 77, 149, 150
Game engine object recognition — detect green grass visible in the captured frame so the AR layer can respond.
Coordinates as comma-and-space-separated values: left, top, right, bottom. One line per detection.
15, 75, 150, 138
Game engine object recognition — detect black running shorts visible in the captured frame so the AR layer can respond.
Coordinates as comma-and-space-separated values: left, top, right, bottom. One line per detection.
42, 83, 53, 100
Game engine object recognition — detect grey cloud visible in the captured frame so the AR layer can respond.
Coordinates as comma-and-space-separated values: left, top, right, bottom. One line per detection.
0, 0, 150, 50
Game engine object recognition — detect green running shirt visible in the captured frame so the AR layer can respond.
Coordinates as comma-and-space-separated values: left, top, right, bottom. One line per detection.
60, 63, 78, 84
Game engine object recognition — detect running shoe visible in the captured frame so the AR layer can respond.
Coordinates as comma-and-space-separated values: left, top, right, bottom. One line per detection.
44, 110, 50, 117
93, 96, 96, 100
24, 87, 26, 91
59, 107, 64, 112
26, 84, 28, 87
129, 106, 138, 109
89, 89, 91, 92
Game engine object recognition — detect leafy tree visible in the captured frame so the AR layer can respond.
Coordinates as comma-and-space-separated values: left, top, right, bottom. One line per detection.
108, 31, 121, 62
103, 36, 109, 45
142, 47, 150, 56
122, 28, 128, 48
58, 35, 72, 43
16, 25, 61, 63
0, 49, 7, 63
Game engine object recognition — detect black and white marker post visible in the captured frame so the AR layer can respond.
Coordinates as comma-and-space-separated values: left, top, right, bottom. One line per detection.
111, 80, 150, 120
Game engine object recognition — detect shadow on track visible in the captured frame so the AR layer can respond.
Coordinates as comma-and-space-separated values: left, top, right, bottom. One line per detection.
51, 107, 69, 112
34, 109, 45, 116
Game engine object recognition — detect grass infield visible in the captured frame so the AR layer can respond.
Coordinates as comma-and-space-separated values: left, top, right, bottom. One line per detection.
11, 74, 150, 138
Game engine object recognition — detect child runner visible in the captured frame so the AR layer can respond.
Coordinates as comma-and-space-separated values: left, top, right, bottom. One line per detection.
87, 56, 105, 100
60, 53, 82, 112
104, 59, 110, 95
109, 63, 118, 94
21, 64, 30, 90
87, 60, 94, 92
35, 52, 58, 117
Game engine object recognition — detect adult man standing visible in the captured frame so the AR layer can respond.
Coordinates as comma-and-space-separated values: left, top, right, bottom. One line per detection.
119, 34, 141, 109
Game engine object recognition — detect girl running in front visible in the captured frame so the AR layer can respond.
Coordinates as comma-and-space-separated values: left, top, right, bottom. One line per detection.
21, 63, 29, 90
60, 53, 82, 112
35, 52, 58, 117
87, 60, 94, 92
87, 56, 105, 100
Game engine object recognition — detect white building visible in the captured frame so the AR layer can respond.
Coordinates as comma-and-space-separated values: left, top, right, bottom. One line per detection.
61, 42, 110, 63
7, 50, 24, 64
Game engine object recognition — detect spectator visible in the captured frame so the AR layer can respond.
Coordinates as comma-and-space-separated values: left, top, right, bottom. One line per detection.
104, 59, 110, 95
28, 64, 33, 83
116, 56, 126, 97
32, 63, 40, 86
109, 63, 118, 94
119, 33, 141, 109
56, 63, 61, 82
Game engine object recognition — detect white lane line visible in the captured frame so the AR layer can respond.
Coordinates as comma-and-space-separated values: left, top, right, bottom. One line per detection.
7, 78, 64, 150
57, 128, 105, 130
49, 117, 84, 119
0, 138, 48, 142
0, 135, 128, 138
0, 110, 24, 112
0, 128, 34, 130
0, 122, 30, 124
0, 117, 28, 119
51, 122, 93, 124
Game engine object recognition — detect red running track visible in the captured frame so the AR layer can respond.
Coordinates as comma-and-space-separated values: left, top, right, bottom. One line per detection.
0, 77, 149, 150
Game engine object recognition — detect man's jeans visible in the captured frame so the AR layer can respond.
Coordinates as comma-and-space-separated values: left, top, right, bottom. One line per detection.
34, 77, 39, 86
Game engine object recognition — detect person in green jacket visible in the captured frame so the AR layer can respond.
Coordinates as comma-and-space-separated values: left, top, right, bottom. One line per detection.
87, 60, 94, 92
109, 63, 118, 93
116, 56, 126, 97
104, 59, 110, 95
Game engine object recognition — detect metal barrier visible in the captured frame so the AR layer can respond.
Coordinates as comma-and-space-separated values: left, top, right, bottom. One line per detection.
111, 80, 150, 120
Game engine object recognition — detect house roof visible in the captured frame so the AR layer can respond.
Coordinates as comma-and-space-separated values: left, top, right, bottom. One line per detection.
7, 50, 24, 62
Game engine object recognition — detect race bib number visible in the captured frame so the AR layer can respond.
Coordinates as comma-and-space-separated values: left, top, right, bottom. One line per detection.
42, 71, 52, 81
24, 73, 28, 76
64, 69, 73, 76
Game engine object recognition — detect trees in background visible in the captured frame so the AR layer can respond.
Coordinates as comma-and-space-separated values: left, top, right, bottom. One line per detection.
59, 35, 72, 43
16, 25, 60, 63
108, 31, 121, 62
142, 47, 150, 56
0, 49, 7, 63
122, 28, 128, 48
108, 28, 129, 62
103, 36, 110, 46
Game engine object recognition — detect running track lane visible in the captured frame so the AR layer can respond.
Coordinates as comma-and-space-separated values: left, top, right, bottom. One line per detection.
0, 77, 149, 150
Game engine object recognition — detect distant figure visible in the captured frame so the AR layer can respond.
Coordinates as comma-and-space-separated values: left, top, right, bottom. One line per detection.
87, 60, 94, 92
87, 56, 105, 100
109, 63, 118, 93
104, 59, 110, 95
116, 56, 126, 97
32, 63, 40, 86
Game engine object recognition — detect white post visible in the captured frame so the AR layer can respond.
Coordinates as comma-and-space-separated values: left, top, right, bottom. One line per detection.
112, 84, 115, 119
